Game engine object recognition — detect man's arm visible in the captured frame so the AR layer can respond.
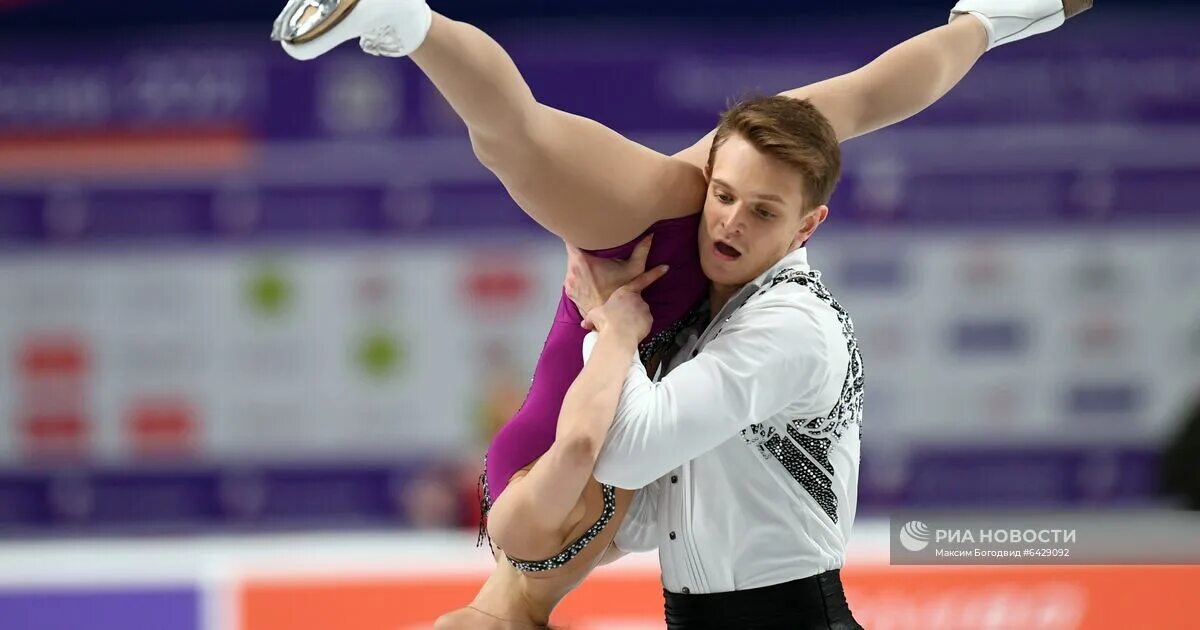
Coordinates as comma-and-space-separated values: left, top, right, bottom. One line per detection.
591, 294, 841, 489
673, 15, 987, 166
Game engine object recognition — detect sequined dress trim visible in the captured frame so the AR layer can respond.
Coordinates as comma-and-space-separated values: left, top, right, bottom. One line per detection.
477, 456, 619, 572
504, 482, 617, 573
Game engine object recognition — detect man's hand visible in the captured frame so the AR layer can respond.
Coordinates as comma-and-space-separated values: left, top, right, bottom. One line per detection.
584, 264, 669, 342
565, 235, 664, 327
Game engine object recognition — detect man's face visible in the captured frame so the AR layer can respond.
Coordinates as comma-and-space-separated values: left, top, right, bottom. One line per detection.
699, 134, 827, 289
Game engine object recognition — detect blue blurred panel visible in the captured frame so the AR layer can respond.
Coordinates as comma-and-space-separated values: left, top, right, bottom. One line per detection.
257, 186, 388, 236
861, 446, 1162, 510
87, 190, 215, 241
0, 193, 45, 242
0, 587, 199, 630
0, 51, 256, 132
840, 258, 906, 290
1112, 170, 1200, 220
1110, 449, 1163, 498
258, 465, 396, 522
427, 183, 534, 232
1066, 383, 1144, 415
907, 451, 1077, 507
88, 470, 224, 526
0, 475, 51, 527
901, 173, 1068, 225
0, 450, 1168, 533
0, 464, 451, 534
950, 320, 1029, 355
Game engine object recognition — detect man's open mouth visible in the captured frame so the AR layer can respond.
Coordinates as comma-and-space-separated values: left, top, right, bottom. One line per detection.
713, 240, 742, 260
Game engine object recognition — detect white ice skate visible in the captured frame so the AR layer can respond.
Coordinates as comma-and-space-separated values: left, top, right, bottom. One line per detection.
950, 0, 1093, 51
270, 0, 432, 60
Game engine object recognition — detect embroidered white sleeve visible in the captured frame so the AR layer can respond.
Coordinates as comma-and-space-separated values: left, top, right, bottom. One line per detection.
593, 293, 839, 489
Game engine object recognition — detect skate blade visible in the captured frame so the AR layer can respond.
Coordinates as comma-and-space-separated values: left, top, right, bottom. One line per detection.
271, 0, 361, 44
1063, 0, 1093, 19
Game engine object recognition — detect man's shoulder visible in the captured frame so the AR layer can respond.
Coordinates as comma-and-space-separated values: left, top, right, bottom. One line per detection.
762, 267, 834, 299
731, 267, 853, 362
744, 267, 848, 324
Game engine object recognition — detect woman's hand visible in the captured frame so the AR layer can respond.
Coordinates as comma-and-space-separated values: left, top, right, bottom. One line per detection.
583, 264, 669, 342
565, 235, 661, 322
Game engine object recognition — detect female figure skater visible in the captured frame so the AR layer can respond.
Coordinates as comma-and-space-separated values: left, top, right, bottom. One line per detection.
272, 1, 1091, 627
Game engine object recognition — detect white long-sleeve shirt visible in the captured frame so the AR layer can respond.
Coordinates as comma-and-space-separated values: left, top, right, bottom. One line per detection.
592, 247, 864, 594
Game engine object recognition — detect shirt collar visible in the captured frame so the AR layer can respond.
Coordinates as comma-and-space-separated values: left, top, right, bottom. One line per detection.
700, 246, 816, 336
750, 247, 810, 289
703, 247, 811, 329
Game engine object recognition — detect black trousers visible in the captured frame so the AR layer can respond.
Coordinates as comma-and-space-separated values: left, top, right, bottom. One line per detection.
663, 570, 864, 630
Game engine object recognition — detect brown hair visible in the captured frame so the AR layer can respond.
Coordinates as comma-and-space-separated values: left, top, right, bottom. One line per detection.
706, 94, 841, 211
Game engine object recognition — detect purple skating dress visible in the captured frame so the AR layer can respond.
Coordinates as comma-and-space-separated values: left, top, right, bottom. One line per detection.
481, 213, 708, 527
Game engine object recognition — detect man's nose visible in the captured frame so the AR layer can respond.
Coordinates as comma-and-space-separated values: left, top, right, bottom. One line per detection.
723, 205, 749, 233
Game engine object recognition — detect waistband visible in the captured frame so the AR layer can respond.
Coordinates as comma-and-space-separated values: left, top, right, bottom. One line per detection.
663, 570, 862, 630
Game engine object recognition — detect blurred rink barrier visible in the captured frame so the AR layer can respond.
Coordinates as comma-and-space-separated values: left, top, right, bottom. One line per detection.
2, 8, 1200, 630
0, 520, 1197, 630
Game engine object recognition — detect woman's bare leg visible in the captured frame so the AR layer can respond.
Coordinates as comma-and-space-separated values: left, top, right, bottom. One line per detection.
278, 3, 706, 250
409, 14, 705, 250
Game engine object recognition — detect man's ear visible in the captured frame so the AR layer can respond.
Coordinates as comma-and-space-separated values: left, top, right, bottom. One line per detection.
792, 205, 829, 248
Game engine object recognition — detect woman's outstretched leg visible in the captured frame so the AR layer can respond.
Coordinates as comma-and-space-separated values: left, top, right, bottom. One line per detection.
276, 2, 705, 250
410, 14, 706, 249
